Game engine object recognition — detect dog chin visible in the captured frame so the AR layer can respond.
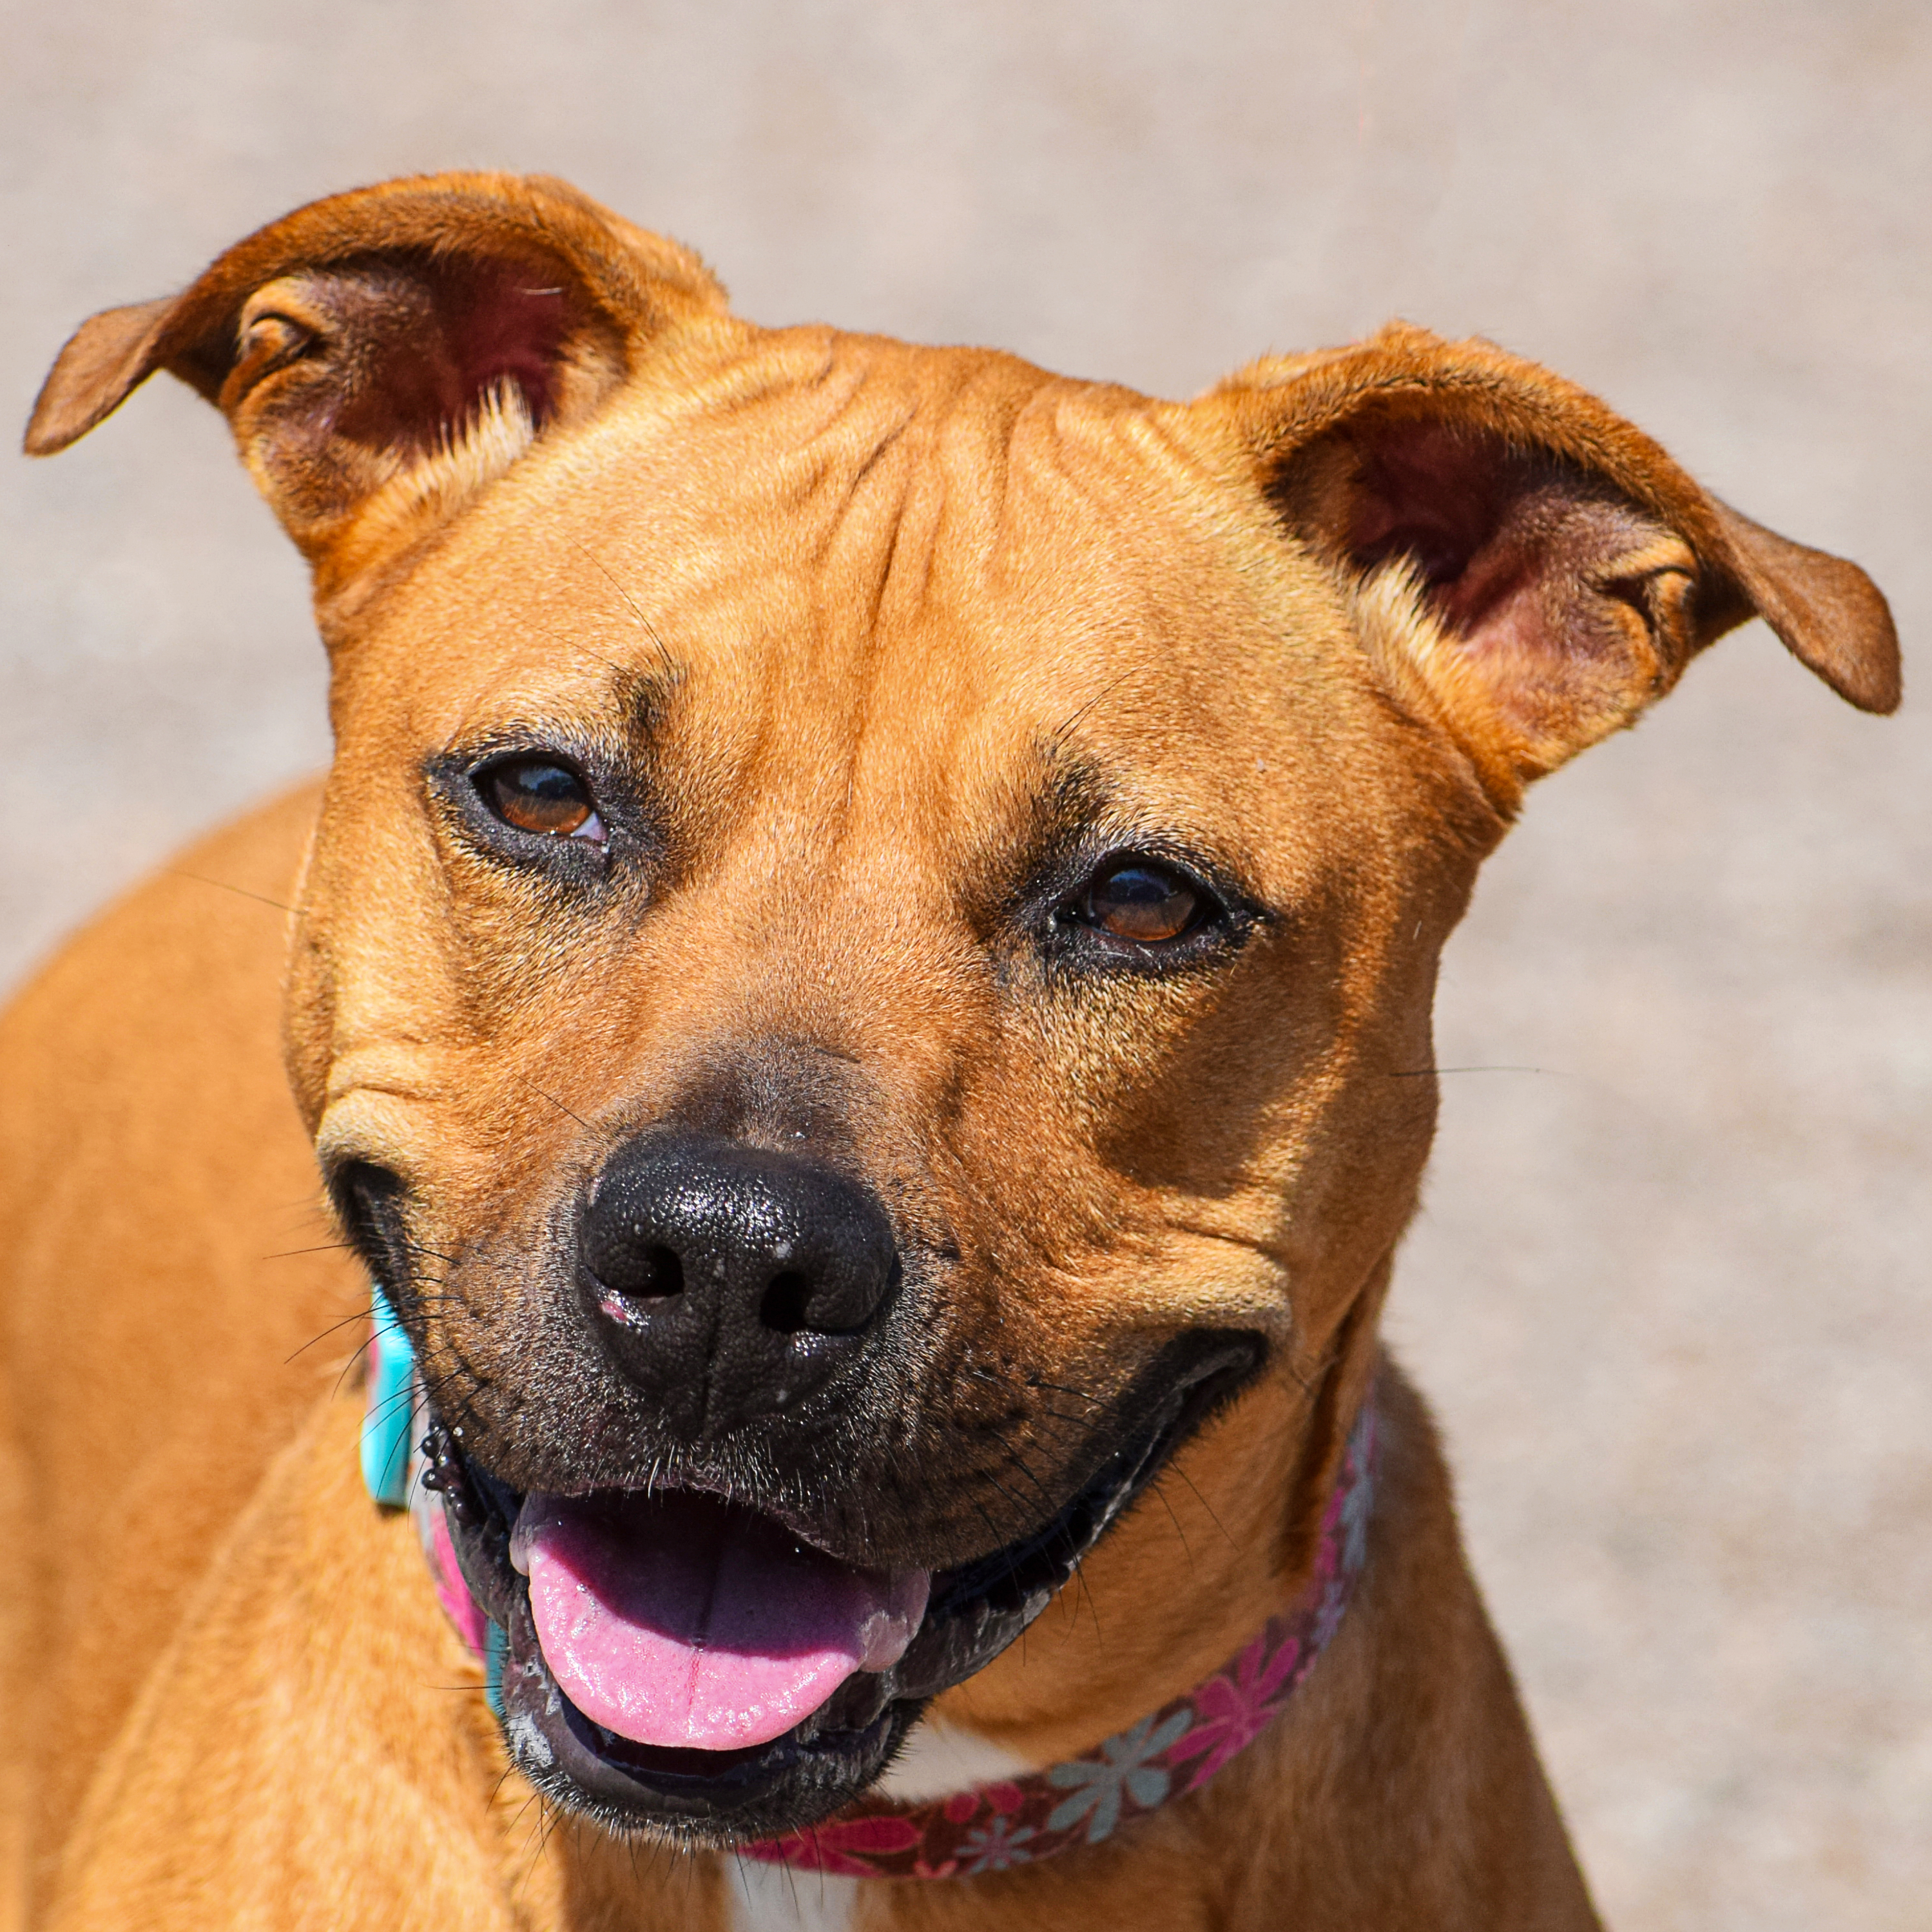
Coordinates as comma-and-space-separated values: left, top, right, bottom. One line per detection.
427, 1333, 1263, 1843
494, 1584, 919, 1847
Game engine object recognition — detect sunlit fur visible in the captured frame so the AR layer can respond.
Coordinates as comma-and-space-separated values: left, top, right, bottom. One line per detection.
3, 173, 1897, 1931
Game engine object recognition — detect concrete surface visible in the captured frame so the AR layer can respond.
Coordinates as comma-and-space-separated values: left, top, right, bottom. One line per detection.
3, 3, 1926, 1925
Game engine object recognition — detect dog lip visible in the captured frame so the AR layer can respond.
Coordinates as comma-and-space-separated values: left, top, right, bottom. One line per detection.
430, 1331, 1263, 1837
509, 1486, 927, 1750
495, 1581, 914, 1844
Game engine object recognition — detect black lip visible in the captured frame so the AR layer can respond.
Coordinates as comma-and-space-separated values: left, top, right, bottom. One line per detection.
492, 1583, 917, 1844
429, 1331, 1263, 1843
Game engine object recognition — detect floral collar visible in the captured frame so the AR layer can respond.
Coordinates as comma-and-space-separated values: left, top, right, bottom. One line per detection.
362, 1294, 1378, 1882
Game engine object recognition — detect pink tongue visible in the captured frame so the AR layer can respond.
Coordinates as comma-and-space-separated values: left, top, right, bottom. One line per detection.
519, 1491, 930, 1751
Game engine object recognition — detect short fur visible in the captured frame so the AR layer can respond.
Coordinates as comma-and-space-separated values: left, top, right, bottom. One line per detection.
3, 173, 1898, 1930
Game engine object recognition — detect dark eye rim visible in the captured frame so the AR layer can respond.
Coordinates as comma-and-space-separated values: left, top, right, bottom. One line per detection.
423, 739, 629, 878
1045, 847, 1252, 970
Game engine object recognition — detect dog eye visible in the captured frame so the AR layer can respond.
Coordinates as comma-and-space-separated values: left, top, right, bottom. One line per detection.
1079, 860, 1204, 944
475, 757, 605, 843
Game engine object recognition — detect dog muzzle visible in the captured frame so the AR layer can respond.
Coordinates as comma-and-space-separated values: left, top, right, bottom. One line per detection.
360, 1288, 1378, 1877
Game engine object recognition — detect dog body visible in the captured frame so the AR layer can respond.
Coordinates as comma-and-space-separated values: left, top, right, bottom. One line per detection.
3, 175, 1897, 1929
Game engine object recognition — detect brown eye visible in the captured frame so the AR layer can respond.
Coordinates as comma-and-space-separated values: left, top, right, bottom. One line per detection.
1083, 861, 1202, 943
477, 758, 604, 842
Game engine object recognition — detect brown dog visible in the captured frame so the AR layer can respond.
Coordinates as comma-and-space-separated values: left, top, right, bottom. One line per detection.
3, 173, 1898, 1931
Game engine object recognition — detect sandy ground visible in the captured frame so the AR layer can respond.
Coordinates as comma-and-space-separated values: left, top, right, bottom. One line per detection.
3, 3, 1927, 1925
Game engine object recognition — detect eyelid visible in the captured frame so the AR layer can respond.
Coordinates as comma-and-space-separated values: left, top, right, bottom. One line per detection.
1035, 844, 1257, 968
1077, 852, 1212, 903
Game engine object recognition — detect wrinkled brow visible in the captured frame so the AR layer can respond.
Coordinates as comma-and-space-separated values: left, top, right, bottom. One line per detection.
961, 744, 1121, 940
610, 656, 686, 746
962, 735, 1275, 949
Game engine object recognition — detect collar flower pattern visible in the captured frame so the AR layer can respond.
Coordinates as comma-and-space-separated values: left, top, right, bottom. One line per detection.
741, 1396, 1378, 1880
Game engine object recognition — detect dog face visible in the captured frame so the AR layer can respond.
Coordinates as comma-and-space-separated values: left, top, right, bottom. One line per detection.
296, 345, 1463, 1831
302, 329, 1460, 1513
30, 173, 1897, 1844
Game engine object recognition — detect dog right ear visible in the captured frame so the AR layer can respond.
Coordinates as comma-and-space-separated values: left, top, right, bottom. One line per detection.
24, 173, 730, 597
1205, 324, 1898, 809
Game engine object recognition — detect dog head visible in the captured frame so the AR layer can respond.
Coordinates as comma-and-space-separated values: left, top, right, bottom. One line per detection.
30, 173, 1898, 1843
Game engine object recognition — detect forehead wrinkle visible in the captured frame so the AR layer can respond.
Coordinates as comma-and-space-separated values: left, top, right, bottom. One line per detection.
824, 344, 1054, 622
809, 392, 1175, 937
992, 392, 1234, 641
797, 388, 1241, 925
784, 356, 1061, 873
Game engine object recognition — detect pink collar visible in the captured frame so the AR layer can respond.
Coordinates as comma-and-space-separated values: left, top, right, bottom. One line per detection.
739, 1395, 1377, 1878
372, 1305, 1377, 1882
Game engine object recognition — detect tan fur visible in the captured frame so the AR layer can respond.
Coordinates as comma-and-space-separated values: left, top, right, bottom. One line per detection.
4, 174, 1898, 1929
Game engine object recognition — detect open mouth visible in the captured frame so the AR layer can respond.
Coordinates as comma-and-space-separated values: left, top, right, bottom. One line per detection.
425, 1335, 1261, 1844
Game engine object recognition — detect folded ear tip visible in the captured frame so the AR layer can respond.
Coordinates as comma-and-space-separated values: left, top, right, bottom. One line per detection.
21, 407, 73, 457
24, 369, 123, 455
1821, 595, 1902, 714
24, 295, 179, 458
1860, 677, 1903, 717
1868, 657, 1904, 715
1709, 501, 1903, 715
1810, 638, 1902, 715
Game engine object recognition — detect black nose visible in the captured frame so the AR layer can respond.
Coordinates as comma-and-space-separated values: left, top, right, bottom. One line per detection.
578, 1132, 898, 1433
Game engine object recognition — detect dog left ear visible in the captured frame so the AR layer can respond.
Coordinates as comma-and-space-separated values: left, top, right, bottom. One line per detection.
1208, 324, 1898, 798
24, 172, 731, 598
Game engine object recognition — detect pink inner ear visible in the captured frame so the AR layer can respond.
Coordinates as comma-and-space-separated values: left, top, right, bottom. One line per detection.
1339, 418, 1666, 684
331, 254, 575, 455
1345, 423, 1556, 659
1348, 424, 1509, 588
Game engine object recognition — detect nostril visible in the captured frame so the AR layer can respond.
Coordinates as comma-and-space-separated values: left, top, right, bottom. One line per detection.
759, 1270, 814, 1335
634, 1245, 684, 1299
582, 1133, 901, 1375
590, 1244, 684, 1328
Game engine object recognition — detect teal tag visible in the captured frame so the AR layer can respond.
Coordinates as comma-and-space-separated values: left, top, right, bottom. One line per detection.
360, 1285, 417, 1509
484, 1620, 508, 1719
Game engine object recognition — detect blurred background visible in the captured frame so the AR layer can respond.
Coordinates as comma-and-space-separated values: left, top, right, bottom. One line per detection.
3, 2, 1926, 1924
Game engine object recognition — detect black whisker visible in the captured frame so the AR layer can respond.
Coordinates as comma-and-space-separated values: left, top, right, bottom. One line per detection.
1049, 668, 1135, 748
1025, 1377, 1108, 1411
330, 1335, 374, 1399
1163, 1456, 1241, 1556
532, 1086, 592, 1132
1146, 1469, 1203, 1570
284, 1310, 383, 1364
574, 541, 678, 680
